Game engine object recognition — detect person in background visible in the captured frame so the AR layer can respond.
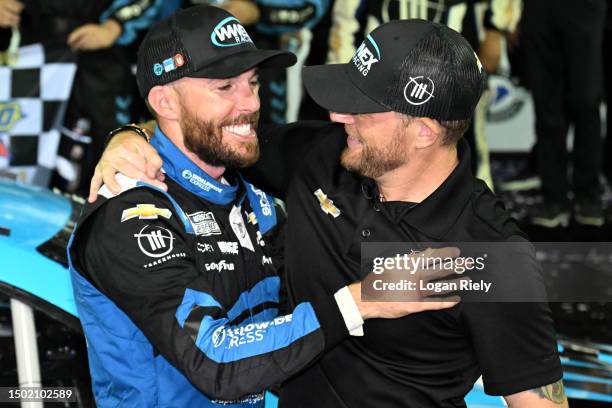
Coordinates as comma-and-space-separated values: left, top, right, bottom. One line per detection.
522, 0, 607, 228
0, 0, 163, 194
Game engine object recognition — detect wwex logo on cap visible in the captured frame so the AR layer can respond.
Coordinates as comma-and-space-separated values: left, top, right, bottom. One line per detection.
303, 19, 486, 122
136, 5, 296, 98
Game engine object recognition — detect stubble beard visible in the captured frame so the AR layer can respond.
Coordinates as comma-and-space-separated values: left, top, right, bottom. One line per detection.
180, 106, 260, 169
340, 131, 405, 179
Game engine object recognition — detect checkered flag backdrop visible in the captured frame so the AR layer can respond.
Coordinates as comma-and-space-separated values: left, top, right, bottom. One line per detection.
0, 42, 76, 186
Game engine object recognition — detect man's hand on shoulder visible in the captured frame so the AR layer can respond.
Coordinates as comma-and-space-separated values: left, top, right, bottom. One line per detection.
89, 125, 165, 203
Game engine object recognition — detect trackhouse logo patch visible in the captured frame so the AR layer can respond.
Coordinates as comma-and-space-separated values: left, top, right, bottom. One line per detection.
404, 76, 435, 105
134, 225, 175, 258
211, 17, 253, 47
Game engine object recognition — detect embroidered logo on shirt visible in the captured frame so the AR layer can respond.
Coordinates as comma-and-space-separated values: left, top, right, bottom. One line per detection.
197, 243, 214, 253
121, 204, 172, 222
246, 211, 258, 225
217, 241, 239, 255
230, 205, 254, 251
143, 252, 186, 269
205, 260, 235, 272
314, 188, 341, 218
134, 225, 175, 258
188, 211, 222, 236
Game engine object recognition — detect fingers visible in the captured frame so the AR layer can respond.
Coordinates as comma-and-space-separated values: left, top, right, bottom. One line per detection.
421, 261, 467, 281
142, 143, 164, 179
420, 246, 460, 266
100, 161, 122, 196
88, 166, 104, 203
145, 178, 168, 191
106, 156, 164, 190
4, 0, 23, 13
0, 15, 19, 28
0, 1, 23, 27
122, 144, 148, 175
67, 25, 87, 48
416, 298, 460, 311
112, 157, 149, 182
68, 25, 100, 50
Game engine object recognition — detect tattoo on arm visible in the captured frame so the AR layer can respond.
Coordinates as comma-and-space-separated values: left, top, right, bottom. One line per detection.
529, 380, 566, 404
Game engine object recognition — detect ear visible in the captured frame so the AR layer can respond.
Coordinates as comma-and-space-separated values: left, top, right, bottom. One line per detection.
414, 117, 443, 149
147, 85, 181, 121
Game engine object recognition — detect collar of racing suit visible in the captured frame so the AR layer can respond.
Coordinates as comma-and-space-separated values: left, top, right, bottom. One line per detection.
150, 126, 239, 205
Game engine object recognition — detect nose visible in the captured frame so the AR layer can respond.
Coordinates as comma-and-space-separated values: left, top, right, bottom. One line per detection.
236, 82, 260, 113
329, 112, 355, 124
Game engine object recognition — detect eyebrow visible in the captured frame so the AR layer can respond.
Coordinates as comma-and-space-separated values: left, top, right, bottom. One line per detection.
206, 69, 259, 86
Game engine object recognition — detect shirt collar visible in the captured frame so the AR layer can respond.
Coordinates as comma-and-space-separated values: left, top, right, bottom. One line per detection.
380, 139, 475, 239
150, 127, 239, 205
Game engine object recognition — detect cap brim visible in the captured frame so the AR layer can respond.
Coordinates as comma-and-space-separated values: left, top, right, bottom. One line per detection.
191, 49, 296, 79
303, 64, 389, 114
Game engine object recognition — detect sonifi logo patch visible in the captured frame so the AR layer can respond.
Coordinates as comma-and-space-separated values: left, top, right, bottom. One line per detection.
211, 17, 253, 47
352, 34, 380, 77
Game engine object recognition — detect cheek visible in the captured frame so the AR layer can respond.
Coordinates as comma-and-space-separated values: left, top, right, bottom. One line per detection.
187, 91, 234, 123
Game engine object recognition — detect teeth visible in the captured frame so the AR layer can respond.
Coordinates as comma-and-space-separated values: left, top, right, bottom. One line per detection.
223, 124, 251, 136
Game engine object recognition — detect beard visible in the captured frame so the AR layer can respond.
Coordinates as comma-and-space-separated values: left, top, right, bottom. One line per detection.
340, 130, 405, 179
180, 106, 260, 169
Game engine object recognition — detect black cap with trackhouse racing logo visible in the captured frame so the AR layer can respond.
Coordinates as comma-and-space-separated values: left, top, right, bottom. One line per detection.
136, 5, 297, 97
303, 19, 486, 121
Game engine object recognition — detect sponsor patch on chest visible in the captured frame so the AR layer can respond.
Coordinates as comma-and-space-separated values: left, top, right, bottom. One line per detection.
314, 188, 341, 218
188, 211, 222, 236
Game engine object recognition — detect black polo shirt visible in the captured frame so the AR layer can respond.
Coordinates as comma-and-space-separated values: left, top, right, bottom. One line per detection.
247, 121, 562, 408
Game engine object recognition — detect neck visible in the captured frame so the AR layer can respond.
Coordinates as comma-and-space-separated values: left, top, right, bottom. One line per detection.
159, 120, 226, 181
376, 145, 459, 203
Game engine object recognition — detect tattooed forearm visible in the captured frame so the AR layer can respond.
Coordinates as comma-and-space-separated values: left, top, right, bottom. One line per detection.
530, 380, 567, 404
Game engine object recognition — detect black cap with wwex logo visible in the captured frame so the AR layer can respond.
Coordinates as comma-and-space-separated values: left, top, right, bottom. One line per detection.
303, 19, 486, 121
136, 5, 297, 97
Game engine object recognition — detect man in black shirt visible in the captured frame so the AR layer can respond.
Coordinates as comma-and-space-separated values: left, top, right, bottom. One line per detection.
94, 19, 566, 408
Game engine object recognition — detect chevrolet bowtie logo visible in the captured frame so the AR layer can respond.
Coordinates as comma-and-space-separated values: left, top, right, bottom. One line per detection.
121, 204, 172, 222
314, 189, 341, 218
247, 212, 258, 225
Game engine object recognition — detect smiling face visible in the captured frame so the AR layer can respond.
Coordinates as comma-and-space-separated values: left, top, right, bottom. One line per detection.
172, 68, 261, 168
331, 111, 415, 179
